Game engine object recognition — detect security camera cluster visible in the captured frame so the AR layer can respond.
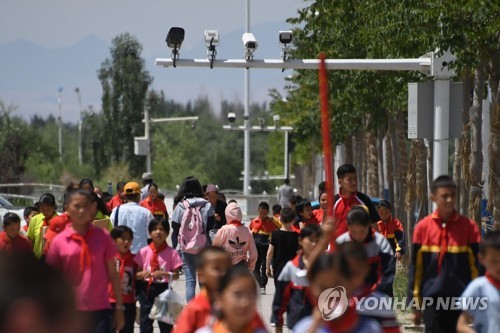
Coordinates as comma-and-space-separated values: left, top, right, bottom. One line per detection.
165, 27, 293, 66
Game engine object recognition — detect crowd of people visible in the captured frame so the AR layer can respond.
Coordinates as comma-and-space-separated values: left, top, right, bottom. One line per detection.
0, 164, 498, 333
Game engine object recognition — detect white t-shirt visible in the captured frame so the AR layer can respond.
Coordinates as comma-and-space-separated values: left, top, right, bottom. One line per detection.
460, 276, 500, 333
110, 202, 154, 254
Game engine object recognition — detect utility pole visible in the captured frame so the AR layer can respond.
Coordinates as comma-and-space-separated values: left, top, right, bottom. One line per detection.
75, 87, 83, 165
57, 87, 63, 163
243, 0, 251, 195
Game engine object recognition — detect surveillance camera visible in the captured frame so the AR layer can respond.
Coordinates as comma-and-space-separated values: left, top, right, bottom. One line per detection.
204, 30, 219, 47
228, 112, 236, 123
279, 31, 293, 44
242, 32, 258, 50
166, 27, 185, 49
242, 33, 258, 60
273, 115, 280, 122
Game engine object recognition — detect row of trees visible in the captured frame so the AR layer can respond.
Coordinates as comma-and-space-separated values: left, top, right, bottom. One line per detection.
271, 0, 499, 241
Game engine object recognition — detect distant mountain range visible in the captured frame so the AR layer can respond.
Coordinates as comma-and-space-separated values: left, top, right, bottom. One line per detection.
0, 22, 294, 122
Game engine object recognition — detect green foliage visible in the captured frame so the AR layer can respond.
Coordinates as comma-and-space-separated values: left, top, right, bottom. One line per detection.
0, 101, 29, 184
97, 33, 152, 175
269, 0, 499, 170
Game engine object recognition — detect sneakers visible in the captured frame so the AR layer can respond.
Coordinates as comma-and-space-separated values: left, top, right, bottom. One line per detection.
260, 288, 266, 295
270, 323, 276, 327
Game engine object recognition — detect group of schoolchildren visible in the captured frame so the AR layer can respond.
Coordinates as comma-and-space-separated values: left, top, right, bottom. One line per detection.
1, 163, 499, 333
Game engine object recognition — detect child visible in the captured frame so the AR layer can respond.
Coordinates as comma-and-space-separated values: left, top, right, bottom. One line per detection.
21, 206, 39, 236
313, 191, 328, 224
457, 231, 500, 333
376, 200, 405, 261
293, 254, 383, 333
337, 241, 400, 333
110, 226, 138, 333
266, 207, 300, 283
408, 175, 481, 332
266, 207, 300, 326
27, 193, 59, 259
135, 218, 183, 333
174, 247, 266, 333
333, 164, 380, 238
273, 224, 322, 332
249, 201, 281, 294
272, 204, 283, 227
196, 266, 267, 333
336, 206, 395, 296
212, 202, 258, 270
46, 189, 125, 333
296, 198, 319, 230
0, 212, 32, 252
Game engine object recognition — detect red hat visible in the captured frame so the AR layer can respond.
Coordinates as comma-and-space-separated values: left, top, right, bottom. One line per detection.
43, 214, 69, 242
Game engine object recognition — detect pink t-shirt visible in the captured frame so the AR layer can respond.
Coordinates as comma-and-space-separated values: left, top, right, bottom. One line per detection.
212, 223, 258, 271
134, 244, 183, 283
46, 224, 117, 311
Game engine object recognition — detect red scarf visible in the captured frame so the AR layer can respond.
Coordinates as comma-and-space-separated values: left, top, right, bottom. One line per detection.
0, 232, 12, 251
69, 228, 93, 272
149, 242, 168, 273
486, 272, 500, 289
325, 299, 358, 333
432, 211, 458, 274
229, 220, 243, 226
117, 251, 135, 279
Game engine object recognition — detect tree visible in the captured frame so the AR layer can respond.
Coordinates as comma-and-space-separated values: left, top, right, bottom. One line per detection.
0, 101, 28, 186
98, 33, 152, 175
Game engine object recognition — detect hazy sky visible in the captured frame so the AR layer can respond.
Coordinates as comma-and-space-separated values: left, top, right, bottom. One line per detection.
1, 0, 308, 121
1, 0, 305, 54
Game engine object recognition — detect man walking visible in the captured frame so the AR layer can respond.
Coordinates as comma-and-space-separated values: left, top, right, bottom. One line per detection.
277, 179, 294, 208
110, 181, 154, 254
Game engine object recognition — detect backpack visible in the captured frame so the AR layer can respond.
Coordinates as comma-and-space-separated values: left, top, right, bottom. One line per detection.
178, 200, 207, 254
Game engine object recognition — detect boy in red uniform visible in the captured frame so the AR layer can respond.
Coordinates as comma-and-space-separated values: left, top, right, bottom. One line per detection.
173, 246, 266, 333
333, 164, 379, 238
110, 226, 138, 333
408, 175, 481, 332
250, 201, 281, 294
376, 200, 405, 261
0, 213, 32, 253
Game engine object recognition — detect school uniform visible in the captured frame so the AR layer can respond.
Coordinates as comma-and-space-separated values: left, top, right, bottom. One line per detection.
337, 229, 396, 296
0, 231, 32, 252
376, 217, 405, 255
408, 210, 481, 333
273, 255, 315, 329
333, 189, 379, 238
249, 216, 280, 289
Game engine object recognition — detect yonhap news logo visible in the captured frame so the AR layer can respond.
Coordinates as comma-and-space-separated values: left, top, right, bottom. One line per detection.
318, 286, 489, 320
318, 287, 349, 320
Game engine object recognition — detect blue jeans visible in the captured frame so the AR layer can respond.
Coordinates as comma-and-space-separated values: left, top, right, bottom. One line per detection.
182, 252, 197, 302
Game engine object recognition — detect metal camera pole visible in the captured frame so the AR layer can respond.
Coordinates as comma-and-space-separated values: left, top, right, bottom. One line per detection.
243, 0, 251, 196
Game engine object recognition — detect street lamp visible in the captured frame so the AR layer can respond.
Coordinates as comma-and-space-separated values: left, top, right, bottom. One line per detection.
75, 87, 83, 165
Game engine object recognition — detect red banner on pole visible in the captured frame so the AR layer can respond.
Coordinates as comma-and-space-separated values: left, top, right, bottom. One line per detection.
318, 53, 336, 252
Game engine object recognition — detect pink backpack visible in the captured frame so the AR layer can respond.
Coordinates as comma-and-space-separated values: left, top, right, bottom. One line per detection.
178, 200, 207, 254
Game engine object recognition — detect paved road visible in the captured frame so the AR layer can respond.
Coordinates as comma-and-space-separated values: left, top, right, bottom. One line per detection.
133, 274, 287, 332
